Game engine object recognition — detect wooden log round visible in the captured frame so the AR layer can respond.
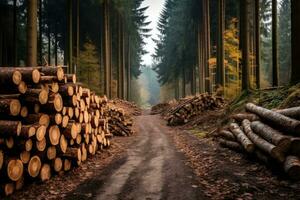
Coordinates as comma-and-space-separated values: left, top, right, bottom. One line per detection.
20, 125, 36, 138
18, 81, 27, 94
229, 123, 255, 153
47, 146, 57, 160
59, 135, 68, 154
63, 159, 71, 171
36, 125, 47, 141
20, 106, 28, 118
27, 156, 42, 178
7, 159, 23, 181
36, 138, 47, 152
40, 164, 51, 182
0, 99, 21, 116
284, 156, 300, 180
0, 69, 22, 85
0, 120, 22, 137
62, 115, 69, 128
63, 123, 78, 140
5, 137, 14, 149
40, 66, 64, 81
15, 176, 24, 191
52, 157, 63, 172
20, 151, 31, 164
1, 183, 14, 196
49, 125, 60, 145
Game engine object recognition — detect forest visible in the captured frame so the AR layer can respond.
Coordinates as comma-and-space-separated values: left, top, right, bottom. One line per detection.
2, 0, 300, 199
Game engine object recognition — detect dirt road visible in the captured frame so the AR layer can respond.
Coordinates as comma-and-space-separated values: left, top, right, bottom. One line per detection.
65, 114, 204, 200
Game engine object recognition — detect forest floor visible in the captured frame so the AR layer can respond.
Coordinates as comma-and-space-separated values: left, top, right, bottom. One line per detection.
9, 87, 300, 200
10, 109, 300, 200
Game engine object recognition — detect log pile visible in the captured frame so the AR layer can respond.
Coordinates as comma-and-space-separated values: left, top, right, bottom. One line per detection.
0, 66, 133, 196
165, 94, 225, 126
107, 105, 134, 136
110, 99, 141, 116
217, 103, 300, 180
151, 103, 171, 115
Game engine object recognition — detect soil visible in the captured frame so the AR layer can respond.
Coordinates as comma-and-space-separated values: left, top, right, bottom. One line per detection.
9, 111, 300, 200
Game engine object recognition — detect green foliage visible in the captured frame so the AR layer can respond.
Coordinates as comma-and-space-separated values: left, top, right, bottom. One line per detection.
78, 40, 102, 94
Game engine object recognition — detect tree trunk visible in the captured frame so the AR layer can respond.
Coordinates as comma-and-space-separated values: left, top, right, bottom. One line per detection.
27, 0, 38, 67
13, 0, 17, 66
103, 0, 111, 98
216, 0, 225, 88
272, 0, 279, 86
291, 0, 300, 85
67, 0, 73, 73
255, 0, 260, 89
284, 156, 300, 180
241, 0, 250, 91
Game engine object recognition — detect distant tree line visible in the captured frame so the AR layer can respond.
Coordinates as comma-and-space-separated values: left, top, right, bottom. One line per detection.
0, 0, 150, 99
154, 0, 298, 100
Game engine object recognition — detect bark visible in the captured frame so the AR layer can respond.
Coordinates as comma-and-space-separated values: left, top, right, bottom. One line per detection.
27, 0, 38, 67
272, 0, 279, 87
241, 0, 250, 91
291, 0, 300, 84
242, 119, 285, 162
246, 103, 300, 134
216, 0, 225, 88
251, 121, 291, 152
0, 98, 21, 117
276, 107, 300, 119
27, 156, 41, 178
231, 113, 260, 122
218, 130, 236, 141
0, 120, 21, 137
218, 138, 243, 151
255, 0, 260, 89
284, 156, 300, 180
230, 123, 255, 153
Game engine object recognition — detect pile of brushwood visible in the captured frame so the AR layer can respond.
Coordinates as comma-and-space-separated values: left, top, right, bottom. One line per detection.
164, 94, 225, 126
216, 103, 300, 180
0, 66, 134, 196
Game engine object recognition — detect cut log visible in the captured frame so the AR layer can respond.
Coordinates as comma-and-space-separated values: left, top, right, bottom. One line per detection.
18, 139, 33, 152
24, 114, 50, 127
0, 69, 22, 85
218, 138, 243, 151
250, 121, 291, 152
246, 103, 300, 134
20, 151, 30, 164
0, 150, 3, 170
289, 138, 300, 156
229, 123, 255, 153
36, 138, 47, 152
63, 147, 81, 162
27, 156, 42, 178
40, 66, 64, 81
231, 113, 260, 122
1, 183, 14, 196
40, 163, 51, 182
5, 137, 14, 149
46, 146, 56, 160
218, 130, 236, 141
276, 106, 300, 119
59, 135, 68, 154
62, 115, 69, 128
284, 156, 300, 180
1, 67, 41, 84
52, 157, 62, 172
7, 159, 23, 181
0, 99, 21, 116
15, 176, 24, 190
64, 74, 76, 84
63, 159, 71, 171
41, 93, 63, 112
36, 125, 46, 141
23, 88, 48, 105
20, 125, 36, 138
63, 123, 78, 139
59, 84, 74, 96
48, 125, 60, 145
242, 119, 285, 162
20, 106, 28, 118
50, 113, 62, 125
0, 120, 21, 137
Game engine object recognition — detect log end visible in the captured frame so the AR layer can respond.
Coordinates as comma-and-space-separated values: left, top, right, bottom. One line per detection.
10, 99, 21, 116
32, 69, 41, 84
28, 156, 42, 178
7, 159, 23, 181
12, 70, 22, 85
49, 125, 60, 146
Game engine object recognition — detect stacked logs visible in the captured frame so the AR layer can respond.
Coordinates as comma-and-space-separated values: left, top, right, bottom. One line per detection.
107, 105, 134, 136
151, 103, 171, 115
0, 66, 132, 196
217, 103, 300, 180
110, 99, 141, 116
165, 94, 225, 126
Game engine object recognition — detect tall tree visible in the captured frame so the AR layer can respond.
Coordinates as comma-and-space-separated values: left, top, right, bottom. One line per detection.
27, 0, 38, 66
241, 0, 250, 91
291, 0, 300, 85
216, 0, 225, 89
272, 0, 278, 86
